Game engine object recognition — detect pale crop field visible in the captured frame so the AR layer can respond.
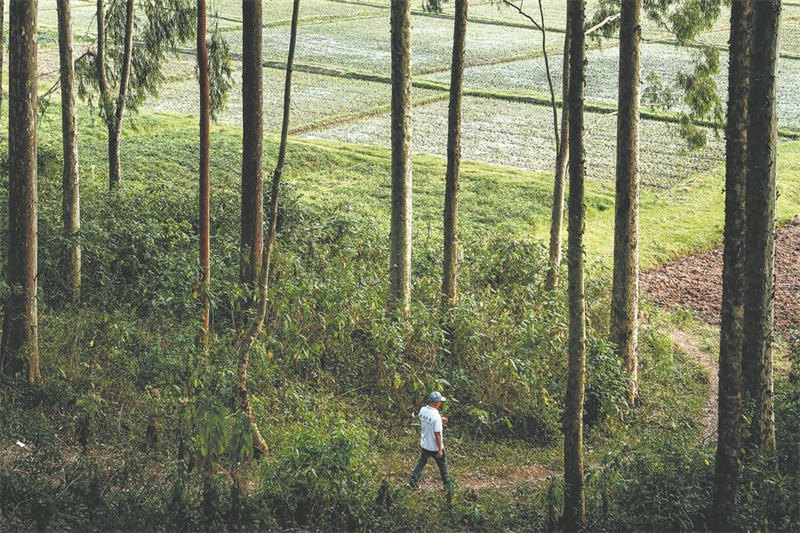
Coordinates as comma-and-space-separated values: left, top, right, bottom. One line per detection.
29, 0, 799, 190
219, 13, 558, 76
144, 66, 445, 133
303, 95, 725, 189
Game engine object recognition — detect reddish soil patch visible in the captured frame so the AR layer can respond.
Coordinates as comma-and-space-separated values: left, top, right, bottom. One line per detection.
640, 224, 800, 330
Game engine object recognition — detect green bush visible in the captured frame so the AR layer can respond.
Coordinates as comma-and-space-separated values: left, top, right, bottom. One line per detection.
261, 422, 381, 530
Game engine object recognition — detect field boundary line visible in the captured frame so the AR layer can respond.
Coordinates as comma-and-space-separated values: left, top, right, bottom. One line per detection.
646, 38, 800, 61
289, 94, 450, 136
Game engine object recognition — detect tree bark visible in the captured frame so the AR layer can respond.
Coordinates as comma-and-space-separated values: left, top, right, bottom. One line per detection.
389, 0, 413, 317
442, 0, 467, 335
58, 0, 81, 303
611, 0, 642, 402
1, 0, 39, 384
240, 0, 264, 288
0, 0, 5, 125
711, 1, 750, 528
563, 0, 586, 529
546, 17, 570, 290
198, 0, 210, 347
743, 0, 781, 458
237, 0, 301, 455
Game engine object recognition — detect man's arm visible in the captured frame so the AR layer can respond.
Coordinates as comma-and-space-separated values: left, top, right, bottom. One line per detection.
435, 432, 443, 457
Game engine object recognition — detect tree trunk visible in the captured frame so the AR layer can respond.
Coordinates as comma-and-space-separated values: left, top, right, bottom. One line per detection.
58, 0, 81, 303
1, 0, 39, 384
237, 0, 301, 455
198, 0, 210, 347
0, 0, 5, 124
96, 0, 108, 98
442, 0, 467, 337
563, 0, 586, 529
389, 0, 413, 317
546, 17, 570, 290
107, 0, 134, 189
240, 0, 264, 288
711, 1, 750, 528
743, 0, 781, 458
611, 0, 642, 401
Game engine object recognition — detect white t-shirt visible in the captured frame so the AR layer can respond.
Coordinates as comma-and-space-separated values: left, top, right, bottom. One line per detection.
418, 405, 443, 452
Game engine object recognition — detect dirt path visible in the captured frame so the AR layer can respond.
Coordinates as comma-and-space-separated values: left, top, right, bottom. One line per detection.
669, 330, 719, 444
412, 463, 556, 491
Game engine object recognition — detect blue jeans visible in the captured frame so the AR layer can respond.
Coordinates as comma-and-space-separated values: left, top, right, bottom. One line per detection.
409, 447, 450, 488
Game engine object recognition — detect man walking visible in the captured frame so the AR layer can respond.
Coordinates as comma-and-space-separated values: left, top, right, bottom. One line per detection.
409, 391, 451, 500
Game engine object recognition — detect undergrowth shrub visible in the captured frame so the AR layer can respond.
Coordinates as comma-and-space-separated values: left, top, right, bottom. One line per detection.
260, 421, 381, 530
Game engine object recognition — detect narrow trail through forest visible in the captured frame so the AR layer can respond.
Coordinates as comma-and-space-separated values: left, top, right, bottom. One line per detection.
670, 330, 719, 444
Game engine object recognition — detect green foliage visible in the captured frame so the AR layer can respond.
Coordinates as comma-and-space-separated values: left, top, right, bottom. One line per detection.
206, 24, 233, 120
585, 337, 632, 425
675, 45, 724, 150
76, 0, 197, 120
422, 0, 445, 13
261, 422, 380, 530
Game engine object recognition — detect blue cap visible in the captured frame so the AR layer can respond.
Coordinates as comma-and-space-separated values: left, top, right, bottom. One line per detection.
428, 391, 446, 403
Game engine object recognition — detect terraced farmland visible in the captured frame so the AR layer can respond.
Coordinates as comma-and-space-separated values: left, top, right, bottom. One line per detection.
42, 0, 799, 190
144, 65, 446, 133
304, 95, 725, 189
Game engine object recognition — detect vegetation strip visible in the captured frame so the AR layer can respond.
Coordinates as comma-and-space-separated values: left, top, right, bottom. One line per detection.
646, 37, 800, 61
288, 94, 450, 136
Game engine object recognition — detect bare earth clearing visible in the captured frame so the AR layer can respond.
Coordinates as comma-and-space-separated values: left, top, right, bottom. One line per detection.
640, 223, 800, 331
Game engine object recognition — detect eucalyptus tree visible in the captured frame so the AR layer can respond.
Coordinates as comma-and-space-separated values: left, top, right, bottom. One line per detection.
442, 0, 468, 340
743, 0, 781, 458
546, 21, 570, 290
389, 0, 413, 317
610, 0, 642, 401
58, 0, 81, 302
197, 1, 232, 348
198, 0, 211, 347
240, 0, 264, 289
563, 0, 586, 528
711, 1, 750, 528
237, 0, 302, 455
0, 1, 5, 124
77, 0, 196, 189
1, 0, 40, 384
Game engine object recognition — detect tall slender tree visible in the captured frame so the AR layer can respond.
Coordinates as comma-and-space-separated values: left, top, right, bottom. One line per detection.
563, 0, 586, 528
442, 0, 467, 336
743, 0, 781, 458
389, 0, 413, 317
546, 17, 570, 290
240, 0, 264, 290
711, 0, 750, 527
611, 0, 642, 401
0, 0, 5, 124
58, 0, 81, 302
78, 0, 196, 189
198, 0, 211, 347
237, 0, 302, 455
1, 0, 39, 384
96, 0, 134, 189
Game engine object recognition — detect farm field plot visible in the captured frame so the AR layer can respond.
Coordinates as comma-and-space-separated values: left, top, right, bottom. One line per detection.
422, 43, 800, 130
694, 3, 800, 56
210, 0, 387, 26
144, 66, 444, 133
220, 13, 559, 76
38, 2, 98, 36
304, 95, 724, 188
